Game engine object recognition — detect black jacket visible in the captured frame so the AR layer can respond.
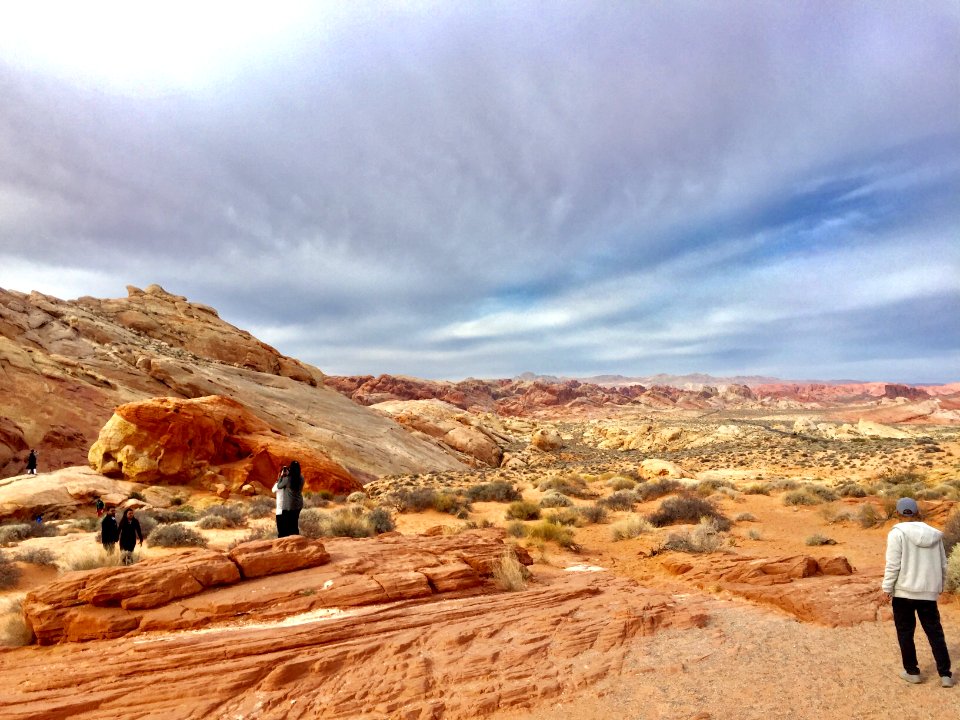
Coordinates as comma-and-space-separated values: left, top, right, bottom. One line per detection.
101, 515, 119, 544
117, 516, 143, 550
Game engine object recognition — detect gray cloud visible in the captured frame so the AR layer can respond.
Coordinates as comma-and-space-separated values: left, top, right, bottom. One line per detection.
1, 2, 958, 381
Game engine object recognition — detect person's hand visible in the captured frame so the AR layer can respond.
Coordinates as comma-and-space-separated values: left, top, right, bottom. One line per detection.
879, 590, 892, 604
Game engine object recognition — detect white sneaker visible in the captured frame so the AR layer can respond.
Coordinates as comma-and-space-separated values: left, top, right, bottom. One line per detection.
899, 671, 922, 684
942, 676, 956, 688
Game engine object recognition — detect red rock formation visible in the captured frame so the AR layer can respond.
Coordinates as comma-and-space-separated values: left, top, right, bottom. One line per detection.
883, 383, 930, 400
88, 395, 362, 495
661, 553, 885, 626
4, 537, 708, 719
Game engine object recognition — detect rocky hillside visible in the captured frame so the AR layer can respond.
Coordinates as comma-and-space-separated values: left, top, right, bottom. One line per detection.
0, 285, 465, 480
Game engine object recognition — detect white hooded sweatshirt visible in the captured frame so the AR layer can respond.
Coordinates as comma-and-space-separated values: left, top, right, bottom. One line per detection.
881, 521, 948, 601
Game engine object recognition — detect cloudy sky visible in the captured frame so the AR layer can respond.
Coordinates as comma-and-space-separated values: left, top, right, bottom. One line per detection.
1, 1, 958, 382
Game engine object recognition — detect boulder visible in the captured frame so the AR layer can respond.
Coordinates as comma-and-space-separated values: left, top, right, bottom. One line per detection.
530, 428, 563, 451
639, 459, 691, 480
228, 536, 331, 579
0, 466, 144, 521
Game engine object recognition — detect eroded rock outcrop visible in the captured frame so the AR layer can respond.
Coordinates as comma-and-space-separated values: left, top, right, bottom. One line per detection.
661, 553, 884, 626
88, 395, 362, 495
6, 546, 707, 720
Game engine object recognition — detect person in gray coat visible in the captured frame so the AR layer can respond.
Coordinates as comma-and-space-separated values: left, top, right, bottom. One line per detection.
272, 466, 290, 537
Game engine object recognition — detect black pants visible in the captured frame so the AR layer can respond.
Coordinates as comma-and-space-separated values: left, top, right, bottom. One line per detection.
892, 597, 952, 677
277, 509, 302, 538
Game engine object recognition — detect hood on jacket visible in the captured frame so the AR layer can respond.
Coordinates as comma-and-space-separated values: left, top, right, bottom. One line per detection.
895, 521, 943, 548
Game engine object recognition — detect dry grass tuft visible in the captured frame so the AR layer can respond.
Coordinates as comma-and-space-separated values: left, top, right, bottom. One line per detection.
0, 598, 33, 647
58, 546, 125, 572
492, 551, 528, 592
610, 515, 654, 541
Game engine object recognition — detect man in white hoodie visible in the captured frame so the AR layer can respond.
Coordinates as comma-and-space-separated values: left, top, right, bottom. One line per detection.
881, 497, 954, 688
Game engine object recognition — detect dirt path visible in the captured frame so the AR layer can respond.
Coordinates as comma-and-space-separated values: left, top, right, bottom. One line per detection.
492, 593, 959, 720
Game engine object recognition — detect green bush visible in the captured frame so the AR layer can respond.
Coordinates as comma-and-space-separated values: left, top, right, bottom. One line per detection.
506, 521, 528, 538
366, 507, 395, 534
526, 520, 576, 548
577, 504, 609, 525
327, 510, 374, 538
648, 494, 731, 531
506, 501, 541, 521
147, 523, 207, 548
467, 481, 521, 503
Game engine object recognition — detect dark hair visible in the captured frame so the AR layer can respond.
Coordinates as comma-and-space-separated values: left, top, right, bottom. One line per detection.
288, 460, 303, 492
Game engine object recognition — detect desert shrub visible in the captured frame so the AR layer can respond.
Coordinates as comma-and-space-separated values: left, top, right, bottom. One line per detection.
526, 520, 576, 548
303, 491, 332, 508
634, 479, 681, 502
915, 486, 951, 501
805, 533, 837, 546
147, 523, 207, 548
128, 491, 146, 501
878, 469, 924, 486
599, 490, 637, 511
0, 599, 33, 647
197, 515, 229, 530
467, 481, 521, 503
327, 510, 374, 538
366, 507, 396, 534
493, 552, 528, 591
610, 515, 654, 541
734, 512, 757, 523
458, 519, 495, 532
247, 496, 276, 519
506, 521, 528, 538
146, 507, 198, 524
661, 518, 726, 553
806, 485, 838, 502
0, 522, 57, 544
432, 492, 471, 517
769, 478, 800, 492
544, 509, 580, 526
822, 508, 854, 524
837, 483, 867, 498
537, 475, 596, 499
73, 517, 100, 532
171, 496, 186, 506
137, 513, 158, 539
748, 529, 763, 540
695, 479, 734, 497
577, 504, 609, 525
506, 501, 541, 521
648, 494, 731, 531
744, 483, 772, 495
0, 552, 21, 589
298, 508, 327, 538
199, 504, 247, 528
227, 526, 278, 549
57, 546, 124, 572
946, 545, 960, 593
783, 490, 822, 506
540, 492, 573, 509
607, 477, 636, 491
943, 509, 960, 555
14, 547, 56, 566
857, 503, 882, 529
347, 491, 367, 504
388, 487, 470, 516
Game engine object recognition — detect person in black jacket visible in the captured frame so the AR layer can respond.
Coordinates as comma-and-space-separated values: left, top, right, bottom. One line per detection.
117, 508, 143, 565
100, 507, 119, 553
286, 460, 304, 536
26, 449, 38, 475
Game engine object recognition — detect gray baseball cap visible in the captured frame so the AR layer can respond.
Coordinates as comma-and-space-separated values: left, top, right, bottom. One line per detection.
896, 497, 919, 516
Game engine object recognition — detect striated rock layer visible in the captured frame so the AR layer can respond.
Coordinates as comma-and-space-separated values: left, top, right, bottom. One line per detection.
3, 530, 709, 720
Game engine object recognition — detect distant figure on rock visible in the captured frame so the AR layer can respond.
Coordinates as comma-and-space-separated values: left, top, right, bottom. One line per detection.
26, 449, 38, 475
100, 507, 119, 553
881, 497, 954, 688
272, 465, 290, 537
117, 508, 143, 565
287, 460, 304, 536
95, 497, 105, 517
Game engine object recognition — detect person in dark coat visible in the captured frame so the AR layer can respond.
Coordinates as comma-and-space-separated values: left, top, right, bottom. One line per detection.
286, 460, 304, 536
117, 508, 143, 565
26, 449, 38, 475
100, 507, 119, 553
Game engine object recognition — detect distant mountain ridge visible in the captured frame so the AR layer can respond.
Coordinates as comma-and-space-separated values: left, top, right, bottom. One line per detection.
514, 372, 860, 389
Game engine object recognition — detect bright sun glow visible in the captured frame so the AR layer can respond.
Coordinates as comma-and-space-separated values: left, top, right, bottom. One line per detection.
0, 0, 316, 95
